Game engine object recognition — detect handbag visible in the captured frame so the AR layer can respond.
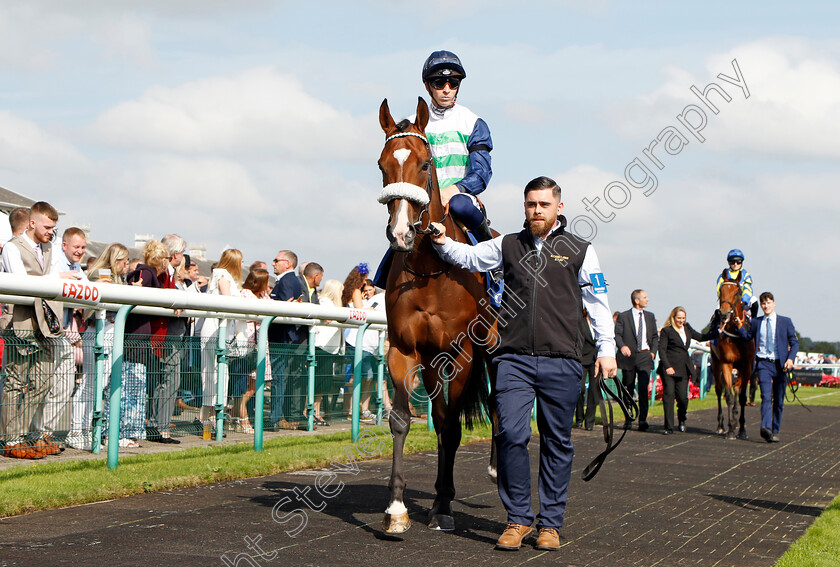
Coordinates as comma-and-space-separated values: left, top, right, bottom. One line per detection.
226, 319, 253, 358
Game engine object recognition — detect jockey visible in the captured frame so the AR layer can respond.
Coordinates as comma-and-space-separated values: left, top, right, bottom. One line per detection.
716, 248, 759, 318
374, 50, 495, 289
418, 50, 494, 241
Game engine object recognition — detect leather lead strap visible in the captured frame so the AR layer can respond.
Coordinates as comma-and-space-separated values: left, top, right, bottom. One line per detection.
581, 373, 638, 482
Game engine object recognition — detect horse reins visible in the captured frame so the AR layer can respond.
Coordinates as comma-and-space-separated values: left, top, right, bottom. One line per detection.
581, 371, 639, 482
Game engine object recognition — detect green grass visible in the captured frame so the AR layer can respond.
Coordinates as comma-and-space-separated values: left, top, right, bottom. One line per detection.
776, 493, 840, 567
0, 422, 493, 519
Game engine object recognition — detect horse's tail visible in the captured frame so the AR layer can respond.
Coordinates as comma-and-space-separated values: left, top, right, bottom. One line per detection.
461, 357, 490, 430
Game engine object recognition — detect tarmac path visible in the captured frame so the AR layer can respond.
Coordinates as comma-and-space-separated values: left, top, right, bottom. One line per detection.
2, 404, 839, 567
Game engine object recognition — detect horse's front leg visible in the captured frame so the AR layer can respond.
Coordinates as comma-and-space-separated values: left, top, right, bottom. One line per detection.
382, 349, 419, 534
722, 365, 737, 439
736, 365, 749, 440
715, 382, 725, 435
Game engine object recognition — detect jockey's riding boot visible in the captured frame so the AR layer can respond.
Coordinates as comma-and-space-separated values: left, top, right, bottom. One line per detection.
474, 217, 494, 242
750, 302, 759, 318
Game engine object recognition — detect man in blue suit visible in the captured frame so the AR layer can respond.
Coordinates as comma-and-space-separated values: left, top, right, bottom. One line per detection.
738, 291, 799, 443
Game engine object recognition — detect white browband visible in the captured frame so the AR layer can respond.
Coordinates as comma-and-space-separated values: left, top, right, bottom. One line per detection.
377, 182, 430, 206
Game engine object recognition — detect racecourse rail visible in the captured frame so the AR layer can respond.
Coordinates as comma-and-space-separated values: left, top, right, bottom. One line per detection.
0, 273, 389, 470
4, 274, 833, 471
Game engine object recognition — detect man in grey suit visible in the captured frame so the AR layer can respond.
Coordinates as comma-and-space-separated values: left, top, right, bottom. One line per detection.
615, 289, 658, 431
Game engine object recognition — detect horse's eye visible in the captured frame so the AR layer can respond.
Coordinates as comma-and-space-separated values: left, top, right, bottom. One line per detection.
422, 162, 430, 171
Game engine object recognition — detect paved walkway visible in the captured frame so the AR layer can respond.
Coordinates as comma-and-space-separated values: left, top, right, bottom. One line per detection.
1, 405, 839, 567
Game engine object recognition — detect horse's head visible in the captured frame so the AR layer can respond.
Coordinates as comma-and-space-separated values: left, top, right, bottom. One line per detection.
718, 269, 744, 327
377, 98, 434, 252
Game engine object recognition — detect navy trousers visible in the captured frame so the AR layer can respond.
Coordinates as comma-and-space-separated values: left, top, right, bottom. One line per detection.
756, 358, 786, 433
494, 353, 582, 529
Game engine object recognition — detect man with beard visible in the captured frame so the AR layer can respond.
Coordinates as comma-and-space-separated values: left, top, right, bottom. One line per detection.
430, 176, 616, 552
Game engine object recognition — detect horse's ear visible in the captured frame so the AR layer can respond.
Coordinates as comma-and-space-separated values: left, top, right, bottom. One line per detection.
414, 96, 429, 132
380, 99, 396, 134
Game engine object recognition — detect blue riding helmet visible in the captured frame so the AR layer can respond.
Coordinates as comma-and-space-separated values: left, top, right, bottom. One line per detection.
727, 248, 744, 262
422, 50, 466, 81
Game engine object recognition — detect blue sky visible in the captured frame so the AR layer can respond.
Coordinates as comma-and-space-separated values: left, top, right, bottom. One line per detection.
0, 1, 838, 341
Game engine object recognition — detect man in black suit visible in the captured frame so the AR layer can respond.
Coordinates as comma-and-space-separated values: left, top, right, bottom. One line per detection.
298, 262, 323, 304
615, 289, 658, 431
268, 250, 306, 429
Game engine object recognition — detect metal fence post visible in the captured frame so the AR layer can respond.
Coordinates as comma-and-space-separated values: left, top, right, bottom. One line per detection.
306, 327, 316, 432
649, 354, 660, 406
91, 310, 106, 454
215, 322, 228, 441
699, 352, 710, 399
375, 330, 385, 425
107, 304, 135, 470
254, 316, 276, 452
352, 323, 369, 443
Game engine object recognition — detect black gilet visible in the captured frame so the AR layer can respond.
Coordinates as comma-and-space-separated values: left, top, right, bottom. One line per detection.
497, 219, 590, 361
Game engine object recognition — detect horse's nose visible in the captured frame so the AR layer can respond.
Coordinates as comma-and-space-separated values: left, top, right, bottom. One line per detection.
404, 226, 416, 247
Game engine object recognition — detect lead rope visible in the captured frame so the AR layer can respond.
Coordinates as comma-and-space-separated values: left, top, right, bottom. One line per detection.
581, 371, 639, 481
784, 370, 811, 412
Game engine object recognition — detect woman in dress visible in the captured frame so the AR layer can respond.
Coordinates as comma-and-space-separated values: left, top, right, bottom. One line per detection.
199, 248, 243, 428
116, 240, 169, 447
658, 306, 716, 434
229, 267, 270, 434
313, 279, 345, 424
69, 243, 130, 450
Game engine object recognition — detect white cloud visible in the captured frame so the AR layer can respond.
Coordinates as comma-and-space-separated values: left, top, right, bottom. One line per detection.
87, 67, 380, 161
0, 111, 89, 171
607, 38, 840, 160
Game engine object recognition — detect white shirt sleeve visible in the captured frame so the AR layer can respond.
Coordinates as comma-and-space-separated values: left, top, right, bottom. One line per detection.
578, 245, 616, 358
1, 242, 26, 275
434, 235, 504, 272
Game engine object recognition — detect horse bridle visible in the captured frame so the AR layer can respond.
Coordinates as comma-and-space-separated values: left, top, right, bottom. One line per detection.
384, 131, 451, 278
717, 281, 744, 338
383, 132, 449, 237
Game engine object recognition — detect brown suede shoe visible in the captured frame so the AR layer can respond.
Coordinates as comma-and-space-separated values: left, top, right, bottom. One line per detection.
43, 435, 66, 452
34, 438, 61, 456
495, 523, 533, 550
3, 442, 45, 459
536, 527, 561, 550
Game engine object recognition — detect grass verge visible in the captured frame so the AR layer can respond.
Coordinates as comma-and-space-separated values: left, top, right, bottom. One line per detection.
776, 493, 840, 567
0, 422, 492, 519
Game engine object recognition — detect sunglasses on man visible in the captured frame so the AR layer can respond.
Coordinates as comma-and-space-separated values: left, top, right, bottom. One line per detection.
428, 76, 461, 90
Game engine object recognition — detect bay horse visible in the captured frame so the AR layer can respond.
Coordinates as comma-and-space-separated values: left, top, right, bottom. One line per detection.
710, 270, 755, 440
377, 98, 498, 534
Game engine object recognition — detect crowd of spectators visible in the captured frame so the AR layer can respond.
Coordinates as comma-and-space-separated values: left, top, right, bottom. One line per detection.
0, 202, 392, 459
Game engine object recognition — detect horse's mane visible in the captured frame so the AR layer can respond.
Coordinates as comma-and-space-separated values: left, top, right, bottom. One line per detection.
395, 119, 410, 132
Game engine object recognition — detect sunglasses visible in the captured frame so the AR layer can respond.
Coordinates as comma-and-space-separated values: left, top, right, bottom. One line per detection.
728, 260, 742, 265
428, 77, 461, 90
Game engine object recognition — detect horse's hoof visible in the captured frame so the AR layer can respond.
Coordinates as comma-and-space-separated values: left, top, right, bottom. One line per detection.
726, 432, 737, 440
382, 512, 411, 534
429, 514, 454, 531
716, 428, 725, 435
487, 465, 497, 483
737, 431, 749, 441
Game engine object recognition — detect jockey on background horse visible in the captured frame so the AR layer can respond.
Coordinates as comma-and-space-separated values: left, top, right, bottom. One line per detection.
716, 248, 758, 318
